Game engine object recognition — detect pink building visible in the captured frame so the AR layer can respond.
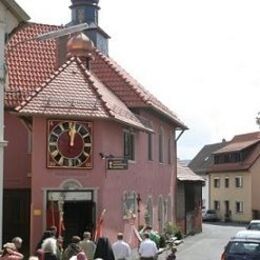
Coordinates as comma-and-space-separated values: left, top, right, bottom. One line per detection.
4, 0, 187, 254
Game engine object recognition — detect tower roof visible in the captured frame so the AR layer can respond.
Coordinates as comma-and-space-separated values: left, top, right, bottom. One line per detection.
66, 32, 94, 58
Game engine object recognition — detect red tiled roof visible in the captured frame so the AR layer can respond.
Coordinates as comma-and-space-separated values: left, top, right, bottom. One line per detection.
209, 143, 260, 172
231, 131, 260, 142
91, 51, 187, 128
213, 140, 260, 154
5, 22, 62, 107
5, 22, 186, 128
209, 131, 260, 172
15, 57, 153, 131
177, 162, 204, 182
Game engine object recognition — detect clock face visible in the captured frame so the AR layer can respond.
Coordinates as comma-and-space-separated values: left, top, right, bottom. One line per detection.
47, 120, 93, 168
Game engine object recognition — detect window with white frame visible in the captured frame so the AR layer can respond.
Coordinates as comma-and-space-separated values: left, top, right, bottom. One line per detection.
214, 178, 220, 188
236, 201, 243, 213
235, 176, 243, 188
214, 200, 220, 210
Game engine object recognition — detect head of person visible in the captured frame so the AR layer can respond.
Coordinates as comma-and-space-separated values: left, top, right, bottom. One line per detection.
42, 230, 54, 240
117, 233, 124, 241
48, 226, 57, 237
41, 237, 57, 255
77, 251, 87, 260
2, 243, 16, 256
71, 236, 81, 244
171, 246, 177, 253
83, 231, 91, 240
144, 226, 152, 232
12, 237, 23, 250
57, 236, 63, 248
94, 237, 113, 258
143, 232, 150, 239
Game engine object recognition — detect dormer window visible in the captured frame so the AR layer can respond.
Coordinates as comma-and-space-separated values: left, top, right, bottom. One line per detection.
214, 152, 242, 164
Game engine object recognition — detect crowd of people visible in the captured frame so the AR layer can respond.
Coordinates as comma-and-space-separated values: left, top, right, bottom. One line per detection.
0, 225, 177, 260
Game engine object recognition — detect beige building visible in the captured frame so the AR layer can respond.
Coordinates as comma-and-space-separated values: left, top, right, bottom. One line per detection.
208, 132, 260, 222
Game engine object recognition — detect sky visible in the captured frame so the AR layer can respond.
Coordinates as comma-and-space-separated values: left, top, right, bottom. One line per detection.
16, 0, 260, 160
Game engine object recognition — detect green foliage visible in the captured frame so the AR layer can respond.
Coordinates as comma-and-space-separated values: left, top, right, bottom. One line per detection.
164, 222, 183, 240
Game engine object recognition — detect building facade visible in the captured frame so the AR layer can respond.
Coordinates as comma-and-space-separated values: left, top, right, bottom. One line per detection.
176, 162, 204, 235
0, 0, 29, 249
188, 140, 227, 213
208, 132, 260, 222
4, 0, 187, 253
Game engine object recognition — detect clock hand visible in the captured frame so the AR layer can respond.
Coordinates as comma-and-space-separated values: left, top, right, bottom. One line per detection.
68, 122, 77, 147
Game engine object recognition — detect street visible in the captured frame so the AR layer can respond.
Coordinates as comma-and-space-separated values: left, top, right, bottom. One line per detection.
159, 222, 247, 260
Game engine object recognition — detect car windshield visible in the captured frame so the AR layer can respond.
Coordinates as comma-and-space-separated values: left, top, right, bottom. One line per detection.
228, 241, 260, 255
207, 210, 216, 214
248, 223, 260, 230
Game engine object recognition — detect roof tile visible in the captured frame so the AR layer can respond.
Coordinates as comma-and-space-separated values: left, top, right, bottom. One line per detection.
16, 57, 152, 131
6, 22, 185, 128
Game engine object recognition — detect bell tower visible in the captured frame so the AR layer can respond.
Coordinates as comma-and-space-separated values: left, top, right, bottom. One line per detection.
70, 0, 99, 25
70, 0, 110, 55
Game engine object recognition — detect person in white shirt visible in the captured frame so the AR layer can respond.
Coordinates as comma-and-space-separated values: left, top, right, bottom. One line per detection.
112, 233, 131, 260
138, 232, 158, 260
79, 231, 96, 260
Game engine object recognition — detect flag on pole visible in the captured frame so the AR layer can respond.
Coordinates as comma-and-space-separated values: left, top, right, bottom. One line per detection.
94, 209, 106, 242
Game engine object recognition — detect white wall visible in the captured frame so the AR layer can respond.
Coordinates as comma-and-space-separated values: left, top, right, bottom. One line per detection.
0, 0, 21, 247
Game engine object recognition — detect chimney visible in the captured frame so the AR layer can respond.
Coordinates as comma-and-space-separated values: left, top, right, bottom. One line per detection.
70, 0, 110, 55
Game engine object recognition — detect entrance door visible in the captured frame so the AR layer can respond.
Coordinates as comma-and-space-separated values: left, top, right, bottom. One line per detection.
224, 200, 230, 221
3, 189, 30, 257
63, 201, 95, 247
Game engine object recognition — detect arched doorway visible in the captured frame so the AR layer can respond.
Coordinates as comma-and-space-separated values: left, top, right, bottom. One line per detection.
46, 180, 96, 247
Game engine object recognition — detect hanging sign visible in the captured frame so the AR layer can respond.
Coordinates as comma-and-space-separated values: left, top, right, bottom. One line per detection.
107, 157, 128, 170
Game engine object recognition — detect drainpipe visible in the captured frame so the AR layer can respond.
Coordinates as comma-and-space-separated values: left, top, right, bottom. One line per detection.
174, 128, 186, 227
0, 21, 8, 248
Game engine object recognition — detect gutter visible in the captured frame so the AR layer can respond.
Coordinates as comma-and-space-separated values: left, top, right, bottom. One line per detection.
1, 0, 30, 22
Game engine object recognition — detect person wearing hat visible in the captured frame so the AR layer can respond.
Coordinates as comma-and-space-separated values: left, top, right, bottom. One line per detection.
0, 243, 23, 259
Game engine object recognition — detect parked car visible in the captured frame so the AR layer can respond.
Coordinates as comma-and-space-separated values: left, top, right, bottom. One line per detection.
202, 209, 218, 222
221, 230, 260, 260
247, 220, 260, 231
